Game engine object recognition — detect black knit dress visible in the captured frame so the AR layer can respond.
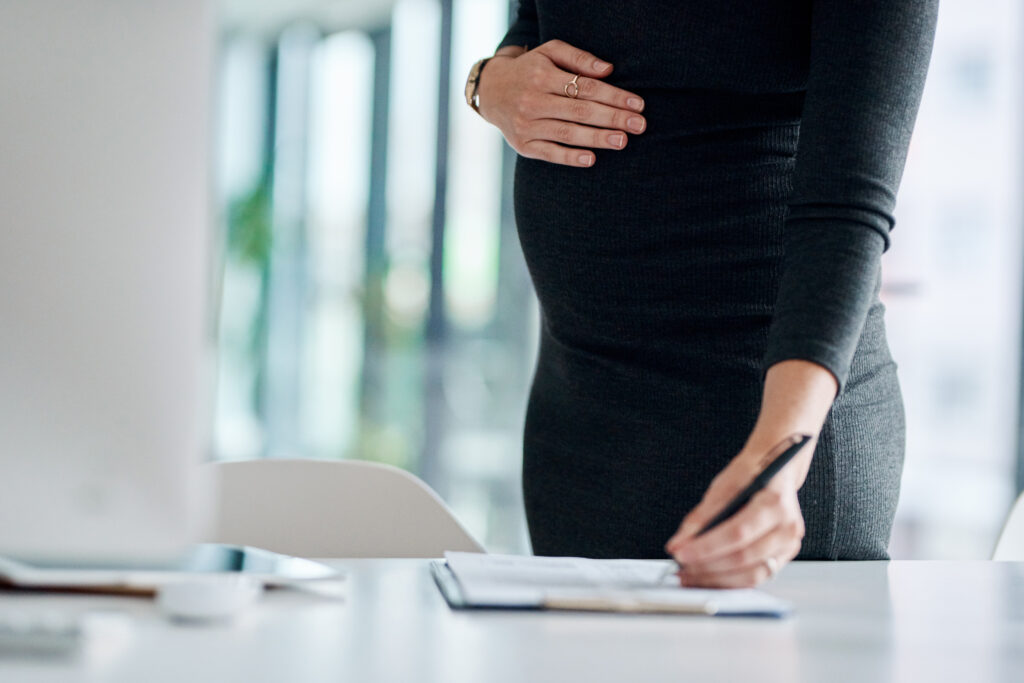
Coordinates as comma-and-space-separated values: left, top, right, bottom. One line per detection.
496, 1, 938, 560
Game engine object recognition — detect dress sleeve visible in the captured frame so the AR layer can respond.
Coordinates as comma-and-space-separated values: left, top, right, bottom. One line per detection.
495, 0, 539, 52
761, 0, 939, 393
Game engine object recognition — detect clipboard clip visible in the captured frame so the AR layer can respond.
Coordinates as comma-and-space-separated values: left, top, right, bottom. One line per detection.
542, 594, 719, 615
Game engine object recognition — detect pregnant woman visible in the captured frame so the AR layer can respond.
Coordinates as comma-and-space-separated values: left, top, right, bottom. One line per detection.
464, 1, 938, 587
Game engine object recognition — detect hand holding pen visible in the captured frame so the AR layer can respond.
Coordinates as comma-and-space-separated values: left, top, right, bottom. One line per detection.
662, 433, 814, 588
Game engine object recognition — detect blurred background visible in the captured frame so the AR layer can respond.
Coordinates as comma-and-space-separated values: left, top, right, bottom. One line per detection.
212, 0, 1024, 558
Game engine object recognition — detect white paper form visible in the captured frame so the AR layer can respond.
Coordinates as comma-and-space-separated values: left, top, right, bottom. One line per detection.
443, 552, 792, 616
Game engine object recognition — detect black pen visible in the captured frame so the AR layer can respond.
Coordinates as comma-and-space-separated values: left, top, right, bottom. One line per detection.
658, 433, 813, 584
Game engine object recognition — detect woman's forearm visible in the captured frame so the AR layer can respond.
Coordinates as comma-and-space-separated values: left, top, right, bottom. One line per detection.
744, 359, 838, 484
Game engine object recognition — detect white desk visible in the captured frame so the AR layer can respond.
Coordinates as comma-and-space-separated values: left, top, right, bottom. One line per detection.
2, 560, 1024, 682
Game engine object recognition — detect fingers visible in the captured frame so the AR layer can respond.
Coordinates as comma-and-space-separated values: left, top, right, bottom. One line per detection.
680, 538, 801, 589
666, 486, 806, 589
672, 488, 794, 566
545, 69, 644, 113
485, 39, 646, 167
532, 39, 645, 115
519, 140, 596, 167
527, 119, 628, 151
666, 467, 757, 552
657, 431, 818, 589
682, 523, 799, 577
534, 94, 646, 135
534, 39, 615, 79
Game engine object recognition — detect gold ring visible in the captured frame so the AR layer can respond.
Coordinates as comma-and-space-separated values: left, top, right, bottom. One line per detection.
563, 73, 580, 99
763, 556, 779, 579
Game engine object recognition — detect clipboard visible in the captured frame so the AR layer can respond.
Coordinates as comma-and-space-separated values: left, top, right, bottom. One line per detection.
430, 559, 789, 617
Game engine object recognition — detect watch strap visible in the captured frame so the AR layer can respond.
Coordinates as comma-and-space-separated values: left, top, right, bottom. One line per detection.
468, 57, 491, 113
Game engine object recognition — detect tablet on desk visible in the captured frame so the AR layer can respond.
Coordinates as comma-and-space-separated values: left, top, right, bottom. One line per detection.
0, 543, 343, 595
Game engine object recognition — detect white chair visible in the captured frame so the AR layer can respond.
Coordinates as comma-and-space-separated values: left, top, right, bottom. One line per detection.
205, 459, 485, 558
992, 492, 1024, 560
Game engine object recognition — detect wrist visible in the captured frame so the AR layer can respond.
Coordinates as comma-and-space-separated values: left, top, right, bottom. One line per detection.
494, 45, 527, 58
734, 359, 838, 485
736, 431, 817, 491
473, 56, 510, 121
756, 359, 837, 434
473, 46, 525, 114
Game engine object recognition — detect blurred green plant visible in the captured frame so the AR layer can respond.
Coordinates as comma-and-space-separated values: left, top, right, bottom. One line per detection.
224, 174, 273, 425
227, 174, 273, 266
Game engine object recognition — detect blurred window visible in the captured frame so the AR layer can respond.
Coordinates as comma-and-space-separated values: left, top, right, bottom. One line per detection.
885, 0, 1023, 558
213, 0, 1024, 557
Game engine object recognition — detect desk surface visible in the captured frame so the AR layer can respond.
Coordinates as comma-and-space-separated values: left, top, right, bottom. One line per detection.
2, 559, 1024, 682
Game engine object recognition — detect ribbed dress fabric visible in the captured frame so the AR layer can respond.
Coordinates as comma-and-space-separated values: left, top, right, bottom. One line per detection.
495, 1, 938, 560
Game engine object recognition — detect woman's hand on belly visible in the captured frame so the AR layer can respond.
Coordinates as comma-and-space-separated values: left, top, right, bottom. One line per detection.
663, 360, 838, 588
476, 40, 646, 167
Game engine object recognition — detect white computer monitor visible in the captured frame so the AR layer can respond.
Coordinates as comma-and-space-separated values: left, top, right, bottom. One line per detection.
0, 0, 214, 563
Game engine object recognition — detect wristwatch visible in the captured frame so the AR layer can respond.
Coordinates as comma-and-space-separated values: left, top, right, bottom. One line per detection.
464, 57, 491, 114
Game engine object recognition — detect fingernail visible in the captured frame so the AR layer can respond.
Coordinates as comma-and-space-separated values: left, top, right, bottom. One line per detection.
627, 116, 645, 132
593, 59, 611, 71
609, 133, 624, 148
578, 153, 594, 166
627, 97, 644, 111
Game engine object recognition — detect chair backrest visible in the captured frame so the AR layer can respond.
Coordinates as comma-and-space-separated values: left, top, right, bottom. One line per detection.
992, 492, 1024, 560
205, 459, 484, 558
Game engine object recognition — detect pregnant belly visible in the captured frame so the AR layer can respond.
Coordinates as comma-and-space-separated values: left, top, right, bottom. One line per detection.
513, 90, 802, 383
